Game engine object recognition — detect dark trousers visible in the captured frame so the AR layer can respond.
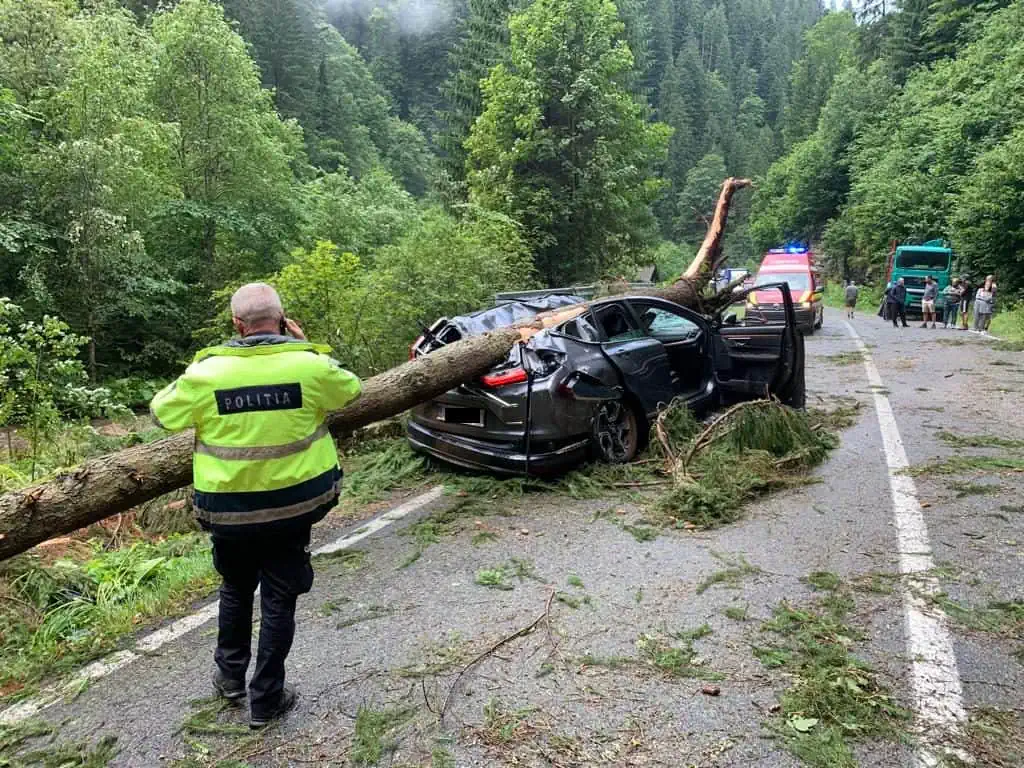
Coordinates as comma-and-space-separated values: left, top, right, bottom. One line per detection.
211, 526, 314, 717
943, 302, 958, 326
890, 303, 907, 327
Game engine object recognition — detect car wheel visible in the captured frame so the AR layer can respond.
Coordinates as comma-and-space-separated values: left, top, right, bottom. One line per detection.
815, 309, 824, 329
593, 400, 640, 464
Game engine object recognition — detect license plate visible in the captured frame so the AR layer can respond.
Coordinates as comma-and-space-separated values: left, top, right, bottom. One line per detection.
442, 406, 484, 426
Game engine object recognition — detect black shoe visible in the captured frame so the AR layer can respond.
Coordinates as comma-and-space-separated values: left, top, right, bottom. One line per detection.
213, 670, 246, 701
250, 685, 298, 729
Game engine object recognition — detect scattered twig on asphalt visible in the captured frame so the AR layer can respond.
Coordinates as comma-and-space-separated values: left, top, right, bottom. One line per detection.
421, 678, 436, 714
440, 587, 556, 722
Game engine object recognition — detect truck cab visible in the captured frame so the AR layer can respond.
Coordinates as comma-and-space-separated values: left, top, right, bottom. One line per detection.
888, 240, 954, 315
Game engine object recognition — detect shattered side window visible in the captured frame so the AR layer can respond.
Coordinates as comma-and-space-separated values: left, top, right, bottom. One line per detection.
593, 303, 643, 342
635, 305, 701, 342
560, 315, 600, 342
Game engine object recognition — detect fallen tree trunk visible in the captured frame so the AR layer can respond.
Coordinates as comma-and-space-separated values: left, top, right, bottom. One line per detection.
0, 178, 750, 561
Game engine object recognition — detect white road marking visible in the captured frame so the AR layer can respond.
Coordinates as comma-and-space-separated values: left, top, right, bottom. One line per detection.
0, 485, 446, 725
313, 485, 445, 556
844, 321, 967, 767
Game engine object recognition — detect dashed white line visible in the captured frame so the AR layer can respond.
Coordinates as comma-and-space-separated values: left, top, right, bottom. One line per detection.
844, 321, 966, 767
0, 485, 446, 725
312, 485, 445, 556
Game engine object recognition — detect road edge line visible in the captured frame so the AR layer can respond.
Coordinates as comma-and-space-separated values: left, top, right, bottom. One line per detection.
844, 321, 967, 767
0, 485, 446, 725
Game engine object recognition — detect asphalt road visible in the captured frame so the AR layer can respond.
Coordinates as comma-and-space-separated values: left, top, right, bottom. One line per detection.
9, 308, 1023, 767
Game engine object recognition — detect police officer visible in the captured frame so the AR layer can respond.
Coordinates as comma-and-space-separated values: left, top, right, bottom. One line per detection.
150, 283, 361, 728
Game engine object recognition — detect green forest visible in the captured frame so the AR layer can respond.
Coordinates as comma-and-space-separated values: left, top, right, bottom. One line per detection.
2, 0, 1023, 413
0, 0, 821, 389
749, 0, 1024, 292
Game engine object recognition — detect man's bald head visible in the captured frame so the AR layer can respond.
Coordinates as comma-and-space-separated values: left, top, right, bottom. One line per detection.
231, 283, 284, 336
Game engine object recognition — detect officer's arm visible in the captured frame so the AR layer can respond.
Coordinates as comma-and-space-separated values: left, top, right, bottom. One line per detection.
320, 357, 362, 413
150, 371, 200, 432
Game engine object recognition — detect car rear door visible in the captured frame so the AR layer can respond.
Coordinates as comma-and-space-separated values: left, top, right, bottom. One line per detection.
591, 300, 678, 417
713, 283, 805, 407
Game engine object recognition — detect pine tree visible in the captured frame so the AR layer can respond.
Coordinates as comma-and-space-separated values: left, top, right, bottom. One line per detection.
616, 0, 654, 98
643, 0, 675, 97
700, 4, 731, 73
466, 0, 671, 284
438, 0, 518, 184
652, 47, 696, 233
675, 33, 708, 151
248, 0, 318, 123
781, 11, 857, 148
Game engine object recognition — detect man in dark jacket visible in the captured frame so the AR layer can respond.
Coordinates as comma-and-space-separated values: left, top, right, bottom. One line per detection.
150, 283, 362, 728
887, 278, 909, 328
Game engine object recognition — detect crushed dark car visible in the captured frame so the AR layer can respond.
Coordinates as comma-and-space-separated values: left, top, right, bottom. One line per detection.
407, 284, 805, 476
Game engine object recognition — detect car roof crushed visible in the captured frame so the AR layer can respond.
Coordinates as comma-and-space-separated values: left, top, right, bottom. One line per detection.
445, 294, 586, 337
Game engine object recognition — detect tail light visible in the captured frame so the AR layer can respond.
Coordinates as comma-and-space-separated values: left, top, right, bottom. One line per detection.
409, 336, 423, 360
481, 367, 529, 388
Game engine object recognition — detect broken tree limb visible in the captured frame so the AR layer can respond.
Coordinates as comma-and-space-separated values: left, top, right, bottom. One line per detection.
683, 177, 752, 280
0, 178, 752, 561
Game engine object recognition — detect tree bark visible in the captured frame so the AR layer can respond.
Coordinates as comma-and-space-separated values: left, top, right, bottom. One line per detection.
0, 178, 751, 562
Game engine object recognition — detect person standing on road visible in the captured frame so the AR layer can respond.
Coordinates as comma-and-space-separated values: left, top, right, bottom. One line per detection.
942, 278, 961, 328
973, 277, 995, 332
958, 275, 973, 330
844, 280, 859, 319
920, 276, 938, 328
887, 278, 909, 328
150, 283, 362, 729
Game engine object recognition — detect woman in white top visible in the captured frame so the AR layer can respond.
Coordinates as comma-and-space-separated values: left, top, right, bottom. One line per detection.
973, 276, 995, 332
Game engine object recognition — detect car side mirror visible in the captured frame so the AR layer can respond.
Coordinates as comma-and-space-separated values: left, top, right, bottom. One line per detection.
723, 312, 738, 326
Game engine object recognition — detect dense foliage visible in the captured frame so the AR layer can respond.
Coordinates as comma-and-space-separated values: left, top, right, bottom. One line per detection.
750, 0, 1024, 294
1, 0, 825, 393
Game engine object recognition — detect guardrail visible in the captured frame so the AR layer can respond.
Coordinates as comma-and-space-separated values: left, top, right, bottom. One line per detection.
493, 283, 656, 305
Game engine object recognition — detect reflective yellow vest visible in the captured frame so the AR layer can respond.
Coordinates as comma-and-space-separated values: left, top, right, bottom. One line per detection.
150, 337, 362, 531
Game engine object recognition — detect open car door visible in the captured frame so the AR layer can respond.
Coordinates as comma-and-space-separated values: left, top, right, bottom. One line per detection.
712, 282, 805, 408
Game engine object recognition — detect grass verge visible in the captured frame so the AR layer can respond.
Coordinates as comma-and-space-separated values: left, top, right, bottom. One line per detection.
0, 534, 217, 703
823, 283, 884, 313
989, 304, 1024, 347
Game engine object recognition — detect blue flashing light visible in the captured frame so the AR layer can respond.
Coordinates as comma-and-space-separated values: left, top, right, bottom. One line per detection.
786, 246, 807, 254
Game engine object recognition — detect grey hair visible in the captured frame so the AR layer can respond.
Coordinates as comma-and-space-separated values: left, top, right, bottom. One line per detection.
230, 283, 284, 327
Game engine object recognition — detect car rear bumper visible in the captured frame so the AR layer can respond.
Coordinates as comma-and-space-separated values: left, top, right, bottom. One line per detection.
407, 420, 590, 476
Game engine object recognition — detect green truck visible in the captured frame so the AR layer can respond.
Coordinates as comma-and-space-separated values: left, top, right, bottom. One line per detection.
886, 239, 955, 315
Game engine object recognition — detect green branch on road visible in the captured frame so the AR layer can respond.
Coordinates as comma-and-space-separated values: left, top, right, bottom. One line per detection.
755, 587, 909, 768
